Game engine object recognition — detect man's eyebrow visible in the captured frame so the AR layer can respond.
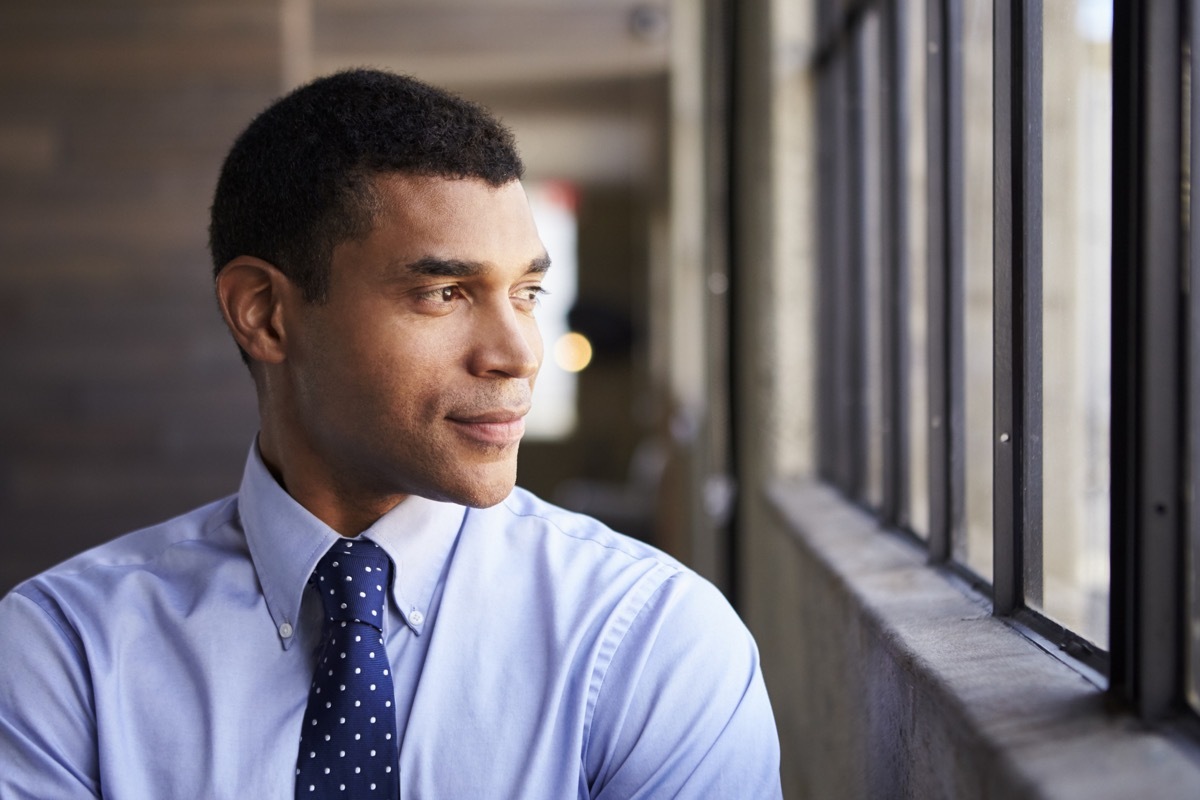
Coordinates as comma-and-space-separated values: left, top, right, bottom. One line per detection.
402, 257, 485, 278
398, 254, 552, 277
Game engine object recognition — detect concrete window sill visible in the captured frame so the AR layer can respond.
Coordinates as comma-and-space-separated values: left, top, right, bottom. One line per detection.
766, 478, 1200, 799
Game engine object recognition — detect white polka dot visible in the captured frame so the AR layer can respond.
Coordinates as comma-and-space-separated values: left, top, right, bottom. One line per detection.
332, 561, 339, 567
339, 717, 346, 724
386, 733, 392, 740
340, 750, 345, 757
359, 591, 367, 598
309, 786, 315, 792
370, 684, 376, 691
369, 652, 375, 659
355, 733, 361, 740
325, 701, 331, 709
385, 701, 391, 708
355, 767, 361, 774
370, 716, 376, 723
365, 566, 373, 572
371, 784, 377, 790
371, 749, 376, 756
310, 752, 316, 758
356, 635, 361, 642
355, 668, 361, 674
386, 765, 392, 772
325, 734, 331, 741
324, 768, 330, 775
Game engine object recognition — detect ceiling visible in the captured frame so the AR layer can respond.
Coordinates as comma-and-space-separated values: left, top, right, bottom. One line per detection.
289, 0, 672, 185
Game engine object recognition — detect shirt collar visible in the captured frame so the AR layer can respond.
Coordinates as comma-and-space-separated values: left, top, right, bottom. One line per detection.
238, 441, 466, 649
362, 490, 466, 637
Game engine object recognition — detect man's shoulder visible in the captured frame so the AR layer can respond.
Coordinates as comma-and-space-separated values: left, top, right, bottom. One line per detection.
7, 494, 240, 607
456, 486, 713, 629
487, 486, 684, 572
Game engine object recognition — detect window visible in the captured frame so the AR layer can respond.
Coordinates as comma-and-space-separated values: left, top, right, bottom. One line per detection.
815, 0, 1197, 725
523, 181, 582, 440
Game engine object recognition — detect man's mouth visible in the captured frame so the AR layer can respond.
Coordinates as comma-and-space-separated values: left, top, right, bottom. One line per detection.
446, 409, 529, 446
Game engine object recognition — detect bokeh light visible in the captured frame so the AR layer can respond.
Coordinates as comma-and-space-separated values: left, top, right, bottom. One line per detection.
553, 332, 593, 373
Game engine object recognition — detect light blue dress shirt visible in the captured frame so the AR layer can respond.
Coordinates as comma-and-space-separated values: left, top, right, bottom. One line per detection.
0, 444, 782, 799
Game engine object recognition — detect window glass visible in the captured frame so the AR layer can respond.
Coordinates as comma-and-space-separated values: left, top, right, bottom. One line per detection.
1038, 0, 1112, 647
906, 0, 930, 538
861, 10, 885, 510
961, 0, 994, 581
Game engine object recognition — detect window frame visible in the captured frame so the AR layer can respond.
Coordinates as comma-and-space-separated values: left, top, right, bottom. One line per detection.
1110, 0, 1188, 721
812, 0, 1197, 724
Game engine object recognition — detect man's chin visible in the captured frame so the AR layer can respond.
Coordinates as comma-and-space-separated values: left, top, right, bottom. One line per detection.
416, 463, 518, 508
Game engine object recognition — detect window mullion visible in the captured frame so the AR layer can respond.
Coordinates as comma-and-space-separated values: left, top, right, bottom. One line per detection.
992, 0, 1043, 616
926, 0, 964, 562
880, 0, 911, 528
848, 27, 870, 501
1111, 0, 1186, 720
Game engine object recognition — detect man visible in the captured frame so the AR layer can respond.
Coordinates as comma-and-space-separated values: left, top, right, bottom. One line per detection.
0, 69, 782, 798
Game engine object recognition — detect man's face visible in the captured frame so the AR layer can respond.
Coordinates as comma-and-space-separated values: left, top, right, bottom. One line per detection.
282, 174, 547, 510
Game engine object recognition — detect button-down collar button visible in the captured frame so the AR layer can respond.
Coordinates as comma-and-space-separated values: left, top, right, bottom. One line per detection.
409, 610, 425, 626
279, 622, 294, 639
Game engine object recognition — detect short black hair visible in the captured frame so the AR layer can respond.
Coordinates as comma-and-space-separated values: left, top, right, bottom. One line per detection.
209, 69, 524, 302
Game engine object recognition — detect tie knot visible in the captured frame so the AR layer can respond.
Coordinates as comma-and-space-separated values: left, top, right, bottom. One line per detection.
312, 539, 391, 629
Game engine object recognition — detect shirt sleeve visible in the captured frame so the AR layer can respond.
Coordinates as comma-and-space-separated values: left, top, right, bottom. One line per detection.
0, 589, 101, 800
583, 571, 783, 800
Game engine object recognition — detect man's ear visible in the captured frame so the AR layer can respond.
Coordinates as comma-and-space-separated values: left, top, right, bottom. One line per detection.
215, 256, 295, 365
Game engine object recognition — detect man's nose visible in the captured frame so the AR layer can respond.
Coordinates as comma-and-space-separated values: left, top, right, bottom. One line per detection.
468, 302, 541, 379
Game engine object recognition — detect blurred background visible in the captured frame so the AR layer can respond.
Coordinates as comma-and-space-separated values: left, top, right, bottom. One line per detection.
0, 0, 730, 595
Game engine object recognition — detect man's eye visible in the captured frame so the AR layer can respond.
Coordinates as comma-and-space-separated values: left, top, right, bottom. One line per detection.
419, 286, 459, 303
517, 286, 547, 303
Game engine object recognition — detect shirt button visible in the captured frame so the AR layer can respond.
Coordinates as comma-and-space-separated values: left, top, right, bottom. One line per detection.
279, 622, 294, 639
409, 610, 425, 625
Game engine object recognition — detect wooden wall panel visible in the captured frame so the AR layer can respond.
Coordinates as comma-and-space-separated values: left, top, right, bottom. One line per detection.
0, 2, 281, 593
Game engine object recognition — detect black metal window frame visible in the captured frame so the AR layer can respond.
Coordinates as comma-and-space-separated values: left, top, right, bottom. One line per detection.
813, 0, 1199, 726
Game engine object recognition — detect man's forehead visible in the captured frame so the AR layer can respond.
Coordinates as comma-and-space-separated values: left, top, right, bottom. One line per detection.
370, 171, 525, 207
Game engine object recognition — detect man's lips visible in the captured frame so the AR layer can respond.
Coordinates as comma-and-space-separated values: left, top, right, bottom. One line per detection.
446, 409, 528, 445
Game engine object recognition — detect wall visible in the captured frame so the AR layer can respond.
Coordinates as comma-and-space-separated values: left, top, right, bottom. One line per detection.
0, 1, 276, 593
748, 482, 1200, 799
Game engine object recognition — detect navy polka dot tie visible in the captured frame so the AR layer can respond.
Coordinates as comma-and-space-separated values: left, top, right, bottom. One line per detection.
296, 539, 399, 798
